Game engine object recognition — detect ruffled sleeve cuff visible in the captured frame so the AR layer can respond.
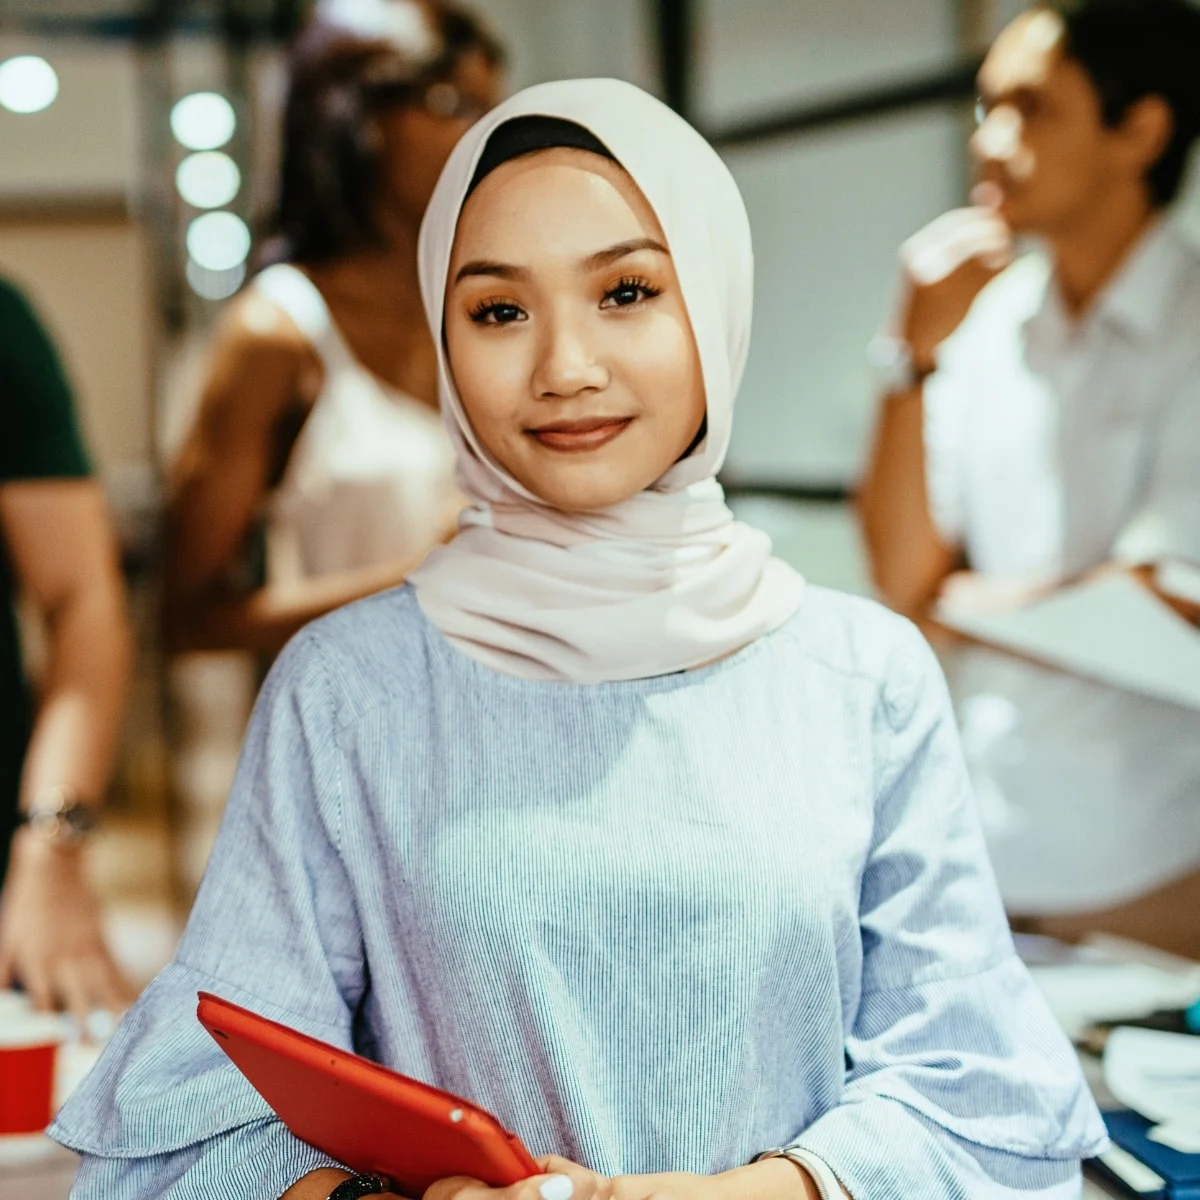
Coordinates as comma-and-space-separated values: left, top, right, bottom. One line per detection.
790, 1097, 1095, 1199
47, 960, 355, 1199
59, 1119, 345, 1200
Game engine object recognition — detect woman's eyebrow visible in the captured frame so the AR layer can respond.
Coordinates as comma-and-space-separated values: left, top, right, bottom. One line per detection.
452, 237, 669, 287
453, 260, 530, 285
582, 237, 669, 270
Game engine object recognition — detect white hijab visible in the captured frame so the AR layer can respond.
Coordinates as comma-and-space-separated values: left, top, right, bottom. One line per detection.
408, 78, 805, 683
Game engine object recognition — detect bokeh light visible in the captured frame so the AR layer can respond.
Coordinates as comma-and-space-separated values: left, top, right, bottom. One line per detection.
170, 92, 236, 151
186, 211, 251, 272
0, 56, 60, 115
185, 258, 246, 301
176, 151, 241, 209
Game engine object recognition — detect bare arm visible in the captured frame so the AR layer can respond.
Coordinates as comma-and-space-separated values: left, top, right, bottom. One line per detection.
164, 293, 449, 655
2, 479, 132, 815
859, 199, 1014, 619
1116, 563, 1199, 625
857, 383, 961, 619
0, 478, 135, 1014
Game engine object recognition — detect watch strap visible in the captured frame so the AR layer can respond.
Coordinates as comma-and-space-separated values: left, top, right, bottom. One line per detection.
866, 334, 935, 394
327, 1174, 389, 1200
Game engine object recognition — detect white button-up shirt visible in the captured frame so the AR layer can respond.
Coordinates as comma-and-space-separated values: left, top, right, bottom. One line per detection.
923, 218, 1200, 911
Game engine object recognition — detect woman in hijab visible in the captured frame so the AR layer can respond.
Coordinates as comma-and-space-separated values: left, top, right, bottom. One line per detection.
51, 80, 1105, 1200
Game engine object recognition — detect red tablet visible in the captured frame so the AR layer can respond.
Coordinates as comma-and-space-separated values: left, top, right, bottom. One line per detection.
196, 992, 540, 1194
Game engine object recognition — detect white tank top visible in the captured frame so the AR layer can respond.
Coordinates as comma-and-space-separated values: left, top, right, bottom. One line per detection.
250, 263, 461, 583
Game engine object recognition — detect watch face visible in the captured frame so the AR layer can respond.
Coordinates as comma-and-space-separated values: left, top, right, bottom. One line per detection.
866, 336, 915, 394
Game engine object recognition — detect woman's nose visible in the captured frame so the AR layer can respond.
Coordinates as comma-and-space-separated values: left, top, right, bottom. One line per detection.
532, 317, 609, 399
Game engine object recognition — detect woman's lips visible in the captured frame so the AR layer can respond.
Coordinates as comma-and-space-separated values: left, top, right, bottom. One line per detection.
528, 418, 632, 452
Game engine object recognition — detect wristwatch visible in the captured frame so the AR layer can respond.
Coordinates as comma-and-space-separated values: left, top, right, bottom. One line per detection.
13, 786, 98, 846
327, 1175, 389, 1200
866, 334, 935, 394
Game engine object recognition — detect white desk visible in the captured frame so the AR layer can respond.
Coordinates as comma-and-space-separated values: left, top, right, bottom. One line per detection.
0, 1138, 76, 1200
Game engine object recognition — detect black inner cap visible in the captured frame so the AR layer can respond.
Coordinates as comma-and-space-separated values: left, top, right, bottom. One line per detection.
465, 115, 617, 199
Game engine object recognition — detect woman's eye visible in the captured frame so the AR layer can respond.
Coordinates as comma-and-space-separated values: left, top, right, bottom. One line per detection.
470, 302, 526, 325
601, 279, 661, 309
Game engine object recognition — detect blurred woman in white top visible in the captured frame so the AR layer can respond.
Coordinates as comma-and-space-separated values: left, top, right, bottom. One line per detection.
164, 0, 503, 655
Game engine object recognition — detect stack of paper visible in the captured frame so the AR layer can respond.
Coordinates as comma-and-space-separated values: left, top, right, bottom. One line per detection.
936, 573, 1200, 711
1105, 1027, 1200, 1155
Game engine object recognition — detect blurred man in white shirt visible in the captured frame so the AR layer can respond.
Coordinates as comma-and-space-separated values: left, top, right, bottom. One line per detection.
859, 0, 1200, 956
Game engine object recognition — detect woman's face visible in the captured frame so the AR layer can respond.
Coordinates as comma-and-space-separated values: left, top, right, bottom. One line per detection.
377, 48, 502, 225
445, 148, 707, 512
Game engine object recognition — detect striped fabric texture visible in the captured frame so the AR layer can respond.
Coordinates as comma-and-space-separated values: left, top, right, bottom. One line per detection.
51, 585, 1107, 1199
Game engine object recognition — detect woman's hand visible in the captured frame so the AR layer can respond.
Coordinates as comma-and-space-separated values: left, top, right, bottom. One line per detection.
0, 833, 134, 1023
423, 1154, 820, 1200
609, 1160, 820, 1200
424, 1156, 605, 1200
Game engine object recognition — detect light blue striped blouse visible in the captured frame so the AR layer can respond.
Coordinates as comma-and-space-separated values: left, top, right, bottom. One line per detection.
51, 584, 1107, 1199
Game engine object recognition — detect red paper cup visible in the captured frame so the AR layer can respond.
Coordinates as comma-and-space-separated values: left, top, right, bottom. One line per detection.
0, 1013, 69, 1135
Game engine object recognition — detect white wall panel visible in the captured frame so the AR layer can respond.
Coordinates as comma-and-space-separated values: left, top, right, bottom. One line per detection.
458, 0, 656, 95
696, 0, 956, 129
0, 37, 139, 199
723, 109, 964, 485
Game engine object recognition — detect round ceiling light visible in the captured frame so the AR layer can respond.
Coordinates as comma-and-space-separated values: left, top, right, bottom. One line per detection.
170, 92, 236, 151
186, 258, 246, 301
186, 211, 251, 272
0, 56, 60, 115
176, 151, 241, 209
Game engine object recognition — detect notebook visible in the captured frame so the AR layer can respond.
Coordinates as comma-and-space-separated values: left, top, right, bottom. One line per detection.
1089, 1109, 1200, 1199
934, 574, 1200, 711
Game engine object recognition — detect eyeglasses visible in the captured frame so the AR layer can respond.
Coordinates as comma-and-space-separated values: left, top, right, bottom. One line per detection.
369, 77, 487, 122
973, 93, 1044, 127
419, 80, 487, 121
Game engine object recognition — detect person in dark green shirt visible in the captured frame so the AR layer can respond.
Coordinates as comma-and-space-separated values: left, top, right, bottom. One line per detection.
0, 277, 134, 1018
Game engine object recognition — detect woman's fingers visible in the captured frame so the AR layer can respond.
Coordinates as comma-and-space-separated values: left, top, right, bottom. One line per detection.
531, 1157, 609, 1200
425, 1175, 567, 1200
535, 1176, 577, 1200
56, 957, 94, 1026
20, 955, 55, 1012
89, 947, 136, 1011
424, 1174, 492, 1200
424, 1157, 612, 1200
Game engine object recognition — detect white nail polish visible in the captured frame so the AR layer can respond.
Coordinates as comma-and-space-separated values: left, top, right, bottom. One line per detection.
539, 1174, 574, 1200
